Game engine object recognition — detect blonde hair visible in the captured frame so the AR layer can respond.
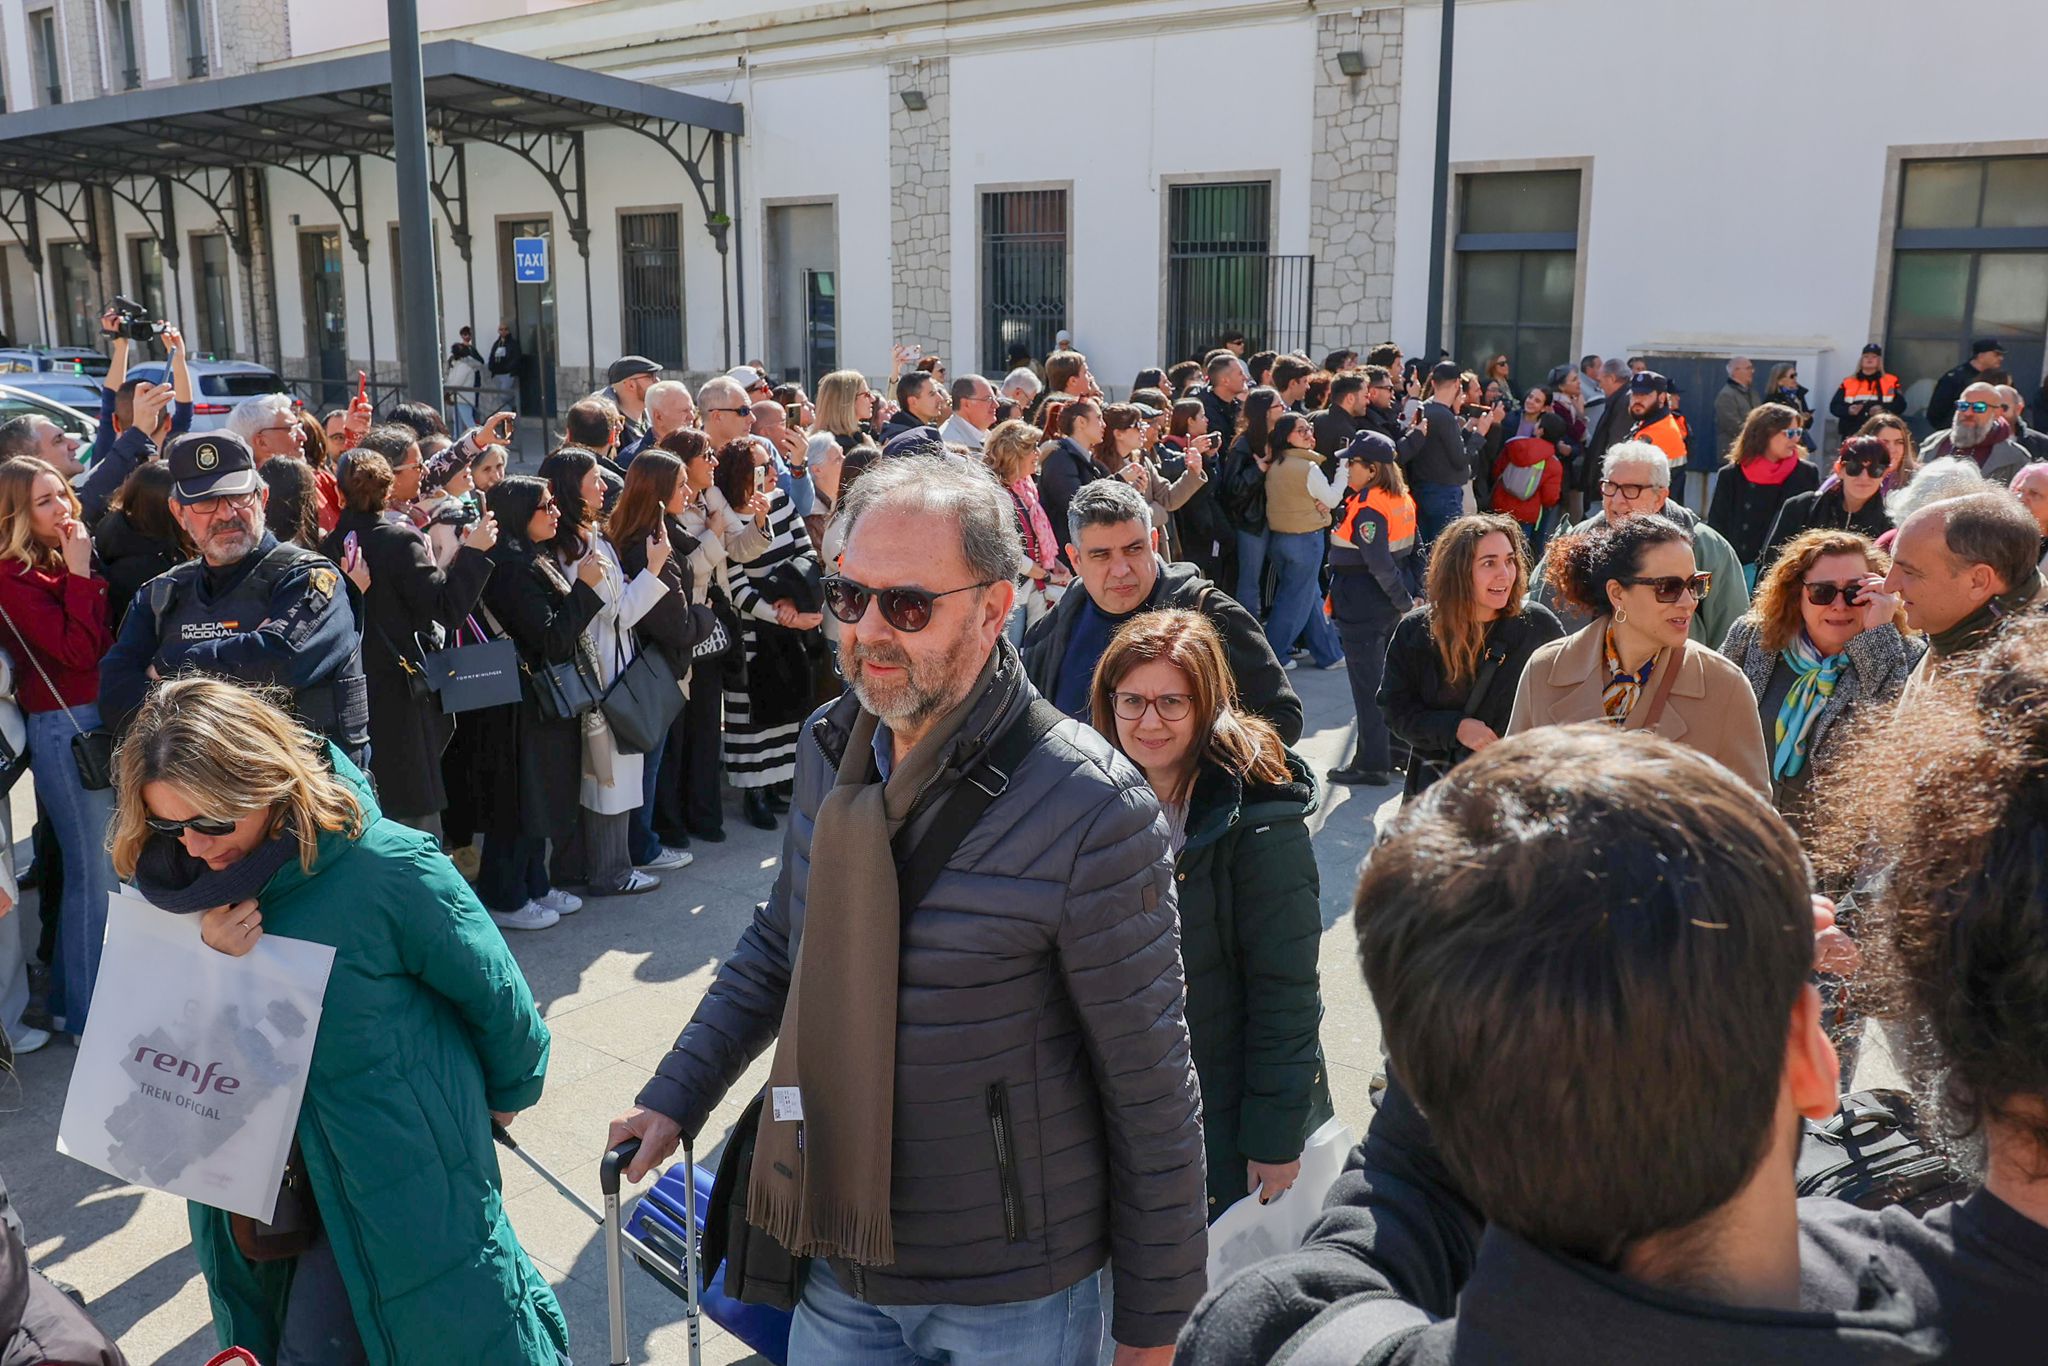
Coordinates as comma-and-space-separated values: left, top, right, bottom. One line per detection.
111, 677, 365, 878
982, 419, 1045, 485
0, 457, 77, 572
815, 370, 870, 438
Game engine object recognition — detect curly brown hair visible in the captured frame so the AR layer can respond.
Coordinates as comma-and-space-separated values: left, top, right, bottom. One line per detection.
1746, 529, 1902, 654
1809, 616, 2048, 1168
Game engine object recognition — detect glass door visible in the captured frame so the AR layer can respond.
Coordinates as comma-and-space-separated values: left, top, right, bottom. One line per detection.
299, 230, 347, 407
496, 218, 556, 417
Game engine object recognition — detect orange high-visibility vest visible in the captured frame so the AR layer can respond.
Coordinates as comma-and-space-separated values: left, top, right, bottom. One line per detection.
1840, 373, 1901, 404
1633, 412, 1690, 465
1336, 486, 1418, 554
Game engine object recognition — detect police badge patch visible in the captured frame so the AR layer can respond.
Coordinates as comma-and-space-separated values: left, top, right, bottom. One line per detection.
195, 443, 219, 471
1360, 521, 1378, 543
307, 566, 339, 599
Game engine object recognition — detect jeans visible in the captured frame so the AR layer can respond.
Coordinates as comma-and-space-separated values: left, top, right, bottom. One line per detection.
277, 1234, 368, 1365
1263, 531, 1343, 669
630, 734, 669, 864
1413, 481, 1466, 561
1232, 528, 1270, 615
30, 703, 117, 1034
788, 1261, 1103, 1366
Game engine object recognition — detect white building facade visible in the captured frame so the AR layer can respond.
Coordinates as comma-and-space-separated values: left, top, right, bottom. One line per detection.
0, 0, 2044, 438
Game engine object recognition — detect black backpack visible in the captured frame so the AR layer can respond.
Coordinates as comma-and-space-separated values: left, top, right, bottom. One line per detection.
1795, 1089, 1975, 1216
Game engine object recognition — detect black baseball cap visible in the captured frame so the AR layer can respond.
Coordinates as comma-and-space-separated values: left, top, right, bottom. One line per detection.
1341, 431, 1397, 465
1971, 338, 2005, 358
166, 431, 261, 503
1861, 343, 1883, 356
1627, 371, 1672, 396
606, 355, 662, 385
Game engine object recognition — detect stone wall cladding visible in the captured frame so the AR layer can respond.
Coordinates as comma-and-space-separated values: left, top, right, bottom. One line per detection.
214, 0, 290, 76
1309, 7, 1403, 353
888, 57, 950, 357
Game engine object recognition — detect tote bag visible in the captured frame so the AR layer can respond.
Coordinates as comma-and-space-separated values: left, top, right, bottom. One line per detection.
423, 616, 522, 715
58, 892, 336, 1222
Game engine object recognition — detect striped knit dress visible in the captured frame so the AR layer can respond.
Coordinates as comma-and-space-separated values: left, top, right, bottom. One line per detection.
722, 487, 820, 789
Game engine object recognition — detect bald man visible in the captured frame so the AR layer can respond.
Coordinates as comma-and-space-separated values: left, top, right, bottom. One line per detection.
2011, 463, 2048, 571
1994, 384, 2048, 463
1921, 381, 2032, 484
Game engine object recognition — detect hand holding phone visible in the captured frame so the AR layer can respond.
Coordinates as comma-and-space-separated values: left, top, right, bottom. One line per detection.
342, 531, 361, 574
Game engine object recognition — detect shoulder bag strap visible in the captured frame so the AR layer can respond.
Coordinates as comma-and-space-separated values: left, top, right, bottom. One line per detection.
1280, 1292, 1433, 1366
1636, 645, 1683, 730
0, 595, 89, 739
897, 698, 1063, 910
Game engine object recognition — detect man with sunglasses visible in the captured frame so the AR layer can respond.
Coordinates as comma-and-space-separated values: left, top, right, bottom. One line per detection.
1531, 441, 1748, 647
612, 455, 1205, 1366
1020, 479, 1302, 742
99, 431, 370, 764
1920, 381, 2030, 485
1925, 337, 2004, 432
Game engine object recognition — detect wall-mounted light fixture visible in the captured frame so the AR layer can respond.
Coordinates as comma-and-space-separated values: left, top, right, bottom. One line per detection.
1335, 50, 1371, 77
899, 89, 928, 111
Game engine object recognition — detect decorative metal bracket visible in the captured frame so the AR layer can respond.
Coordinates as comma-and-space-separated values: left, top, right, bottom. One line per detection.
272, 154, 369, 263
459, 126, 588, 257
0, 187, 42, 272
431, 142, 472, 263
100, 174, 180, 269
33, 179, 101, 270
164, 164, 251, 260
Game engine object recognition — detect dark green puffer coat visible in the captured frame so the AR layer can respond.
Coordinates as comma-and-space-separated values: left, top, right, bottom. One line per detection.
1173, 749, 1334, 1218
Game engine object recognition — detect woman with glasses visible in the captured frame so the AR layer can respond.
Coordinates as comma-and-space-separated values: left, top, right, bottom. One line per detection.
0, 457, 117, 1038
1162, 398, 1233, 589
1087, 608, 1331, 1220
470, 475, 605, 931
716, 438, 824, 830
111, 677, 569, 1366
1759, 435, 1896, 570
1761, 362, 1816, 451
1509, 513, 1769, 792
1718, 529, 1916, 831
1707, 403, 1820, 587
808, 369, 879, 465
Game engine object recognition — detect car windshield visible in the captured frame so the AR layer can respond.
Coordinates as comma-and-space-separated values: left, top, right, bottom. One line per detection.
58, 355, 109, 377
202, 373, 286, 398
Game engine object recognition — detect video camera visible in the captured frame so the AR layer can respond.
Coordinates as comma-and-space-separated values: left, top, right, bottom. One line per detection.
107, 295, 165, 342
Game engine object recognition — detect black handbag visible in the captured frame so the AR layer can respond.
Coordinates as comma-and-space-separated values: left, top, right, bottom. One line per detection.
423, 616, 522, 715
0, 599, 113, 791
599, 635, 684, 756
229, 1139, 322, 1262
528, 648, 602, 723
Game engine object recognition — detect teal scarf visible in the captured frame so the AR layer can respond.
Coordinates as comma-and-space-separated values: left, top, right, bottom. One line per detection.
1771, 632, 1847, 781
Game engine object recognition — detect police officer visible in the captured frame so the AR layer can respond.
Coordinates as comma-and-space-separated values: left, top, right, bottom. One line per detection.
1326, 431, 1417, 786
99, 430, 370, 763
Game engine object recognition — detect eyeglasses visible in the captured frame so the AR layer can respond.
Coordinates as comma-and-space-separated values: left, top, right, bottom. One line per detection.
822, 574, 995, 632
184, 490, 263, 516
1620, 572, 1712, 603
1837, 455, 1888, 477
536, 499, 559, 514
256, 425, 299, 437
145, 812, 241, 838
1802, 580, 1866, 607
1111, 692, 1193, 722
1955, 401, 1991, 415
1598, 479, 1661, 500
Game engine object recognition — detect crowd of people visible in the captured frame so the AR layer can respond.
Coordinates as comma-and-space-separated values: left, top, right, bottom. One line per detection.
0, 311, 2043, 1365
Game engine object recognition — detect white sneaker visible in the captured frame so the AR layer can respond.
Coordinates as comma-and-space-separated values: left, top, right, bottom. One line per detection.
8, 1026, 50, 1055
489, 900, 561, 932
536, 888, 583, 916
590, 869, 660, 897
639, 846, 694, 871
1282, 658, 1299, 671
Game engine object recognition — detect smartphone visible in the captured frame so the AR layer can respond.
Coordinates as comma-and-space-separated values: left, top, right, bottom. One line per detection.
784, 403, 803, 428
754, 465, 771, 494
355, 371, 367, 405
341, 531, 360, 574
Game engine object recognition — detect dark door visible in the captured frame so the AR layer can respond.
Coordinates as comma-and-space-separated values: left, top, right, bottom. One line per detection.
299, 230, 347, 407
620, 211, 682, 368
193, 233, 232, 358
497, 218, 556, 417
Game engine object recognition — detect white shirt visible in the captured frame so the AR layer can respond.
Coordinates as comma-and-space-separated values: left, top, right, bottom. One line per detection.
940, 414, 988, 451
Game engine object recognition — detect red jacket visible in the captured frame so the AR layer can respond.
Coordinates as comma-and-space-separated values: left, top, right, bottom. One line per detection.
1490, 436, 1564, 523
0, 558, 112, 712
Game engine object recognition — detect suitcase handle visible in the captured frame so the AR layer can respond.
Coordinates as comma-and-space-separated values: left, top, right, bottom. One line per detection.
602, 1138, 643, 1196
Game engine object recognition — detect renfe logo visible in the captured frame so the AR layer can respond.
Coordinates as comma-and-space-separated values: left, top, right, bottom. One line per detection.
132, 1046, 242, 1096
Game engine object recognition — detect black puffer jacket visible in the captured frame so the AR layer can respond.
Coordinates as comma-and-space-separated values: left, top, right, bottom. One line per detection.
1379, 604, 1565, 802
637, 640, 1208, 1347
2, 1217, 125, 1366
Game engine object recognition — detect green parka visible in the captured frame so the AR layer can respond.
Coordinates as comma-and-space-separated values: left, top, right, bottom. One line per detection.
1173, 750, 1334, 1218
187, 749, 568, 1365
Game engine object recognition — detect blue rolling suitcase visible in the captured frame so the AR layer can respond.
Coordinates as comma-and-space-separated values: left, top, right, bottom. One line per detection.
627, 1156, 793, 1363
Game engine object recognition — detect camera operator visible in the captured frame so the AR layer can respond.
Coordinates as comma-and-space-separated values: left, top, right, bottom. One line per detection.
77, 302, 192, 525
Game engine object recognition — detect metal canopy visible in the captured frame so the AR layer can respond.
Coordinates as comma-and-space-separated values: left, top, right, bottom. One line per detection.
0, 39, 747, 377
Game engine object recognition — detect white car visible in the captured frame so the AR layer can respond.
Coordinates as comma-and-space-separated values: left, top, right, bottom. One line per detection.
125, 358, 290, 432
0, 382, 98, 444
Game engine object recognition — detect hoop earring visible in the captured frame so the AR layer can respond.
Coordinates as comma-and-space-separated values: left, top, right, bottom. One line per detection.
1615, 608, 1628, 625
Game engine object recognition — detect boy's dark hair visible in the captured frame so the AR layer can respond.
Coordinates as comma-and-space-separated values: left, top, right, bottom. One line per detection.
1355, 725, 1813, 1265
895, 368, 935, 409
1270, 354, 1313, 391
1365, 342, 1402, 370
1534, 409, 1567, 445
1247, 349, 1279, 386
386, 400, 448, 440
1328, 372, 1366, 406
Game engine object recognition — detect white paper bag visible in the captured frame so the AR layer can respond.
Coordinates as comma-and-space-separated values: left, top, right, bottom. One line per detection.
1205, 1116, 1355, 1289
57, 891, 336, 1222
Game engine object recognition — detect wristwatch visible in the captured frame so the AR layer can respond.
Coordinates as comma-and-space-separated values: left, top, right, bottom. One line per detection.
788, 461, 808, 476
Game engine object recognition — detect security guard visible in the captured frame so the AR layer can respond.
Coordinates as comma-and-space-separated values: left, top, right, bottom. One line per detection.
1625, 371, 1691, 466
1828, 342, 1906, 438
98, 430, 369, 762
1325, 431, 1417, 786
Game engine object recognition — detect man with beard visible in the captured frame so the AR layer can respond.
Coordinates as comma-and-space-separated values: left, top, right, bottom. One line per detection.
100, 431, 369, 763
610, 455, 1206, 1366
1920, 380, 2032, 485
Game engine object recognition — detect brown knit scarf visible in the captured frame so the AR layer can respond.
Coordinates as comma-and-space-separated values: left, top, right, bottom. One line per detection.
746, 645, 1000, 1266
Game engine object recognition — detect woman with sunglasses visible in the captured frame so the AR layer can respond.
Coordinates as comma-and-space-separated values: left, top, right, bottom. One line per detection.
716, 438, 824, 830
1759, 435, 1896, 570
1706, 403, 1821, 588
111, 677, 569, 1366
1087, 608, 1331, 1220
469, 475, 605, 931
0, 456, 116, 1040
1718, 529, 1916, 831
1509, 513, 1769, 793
